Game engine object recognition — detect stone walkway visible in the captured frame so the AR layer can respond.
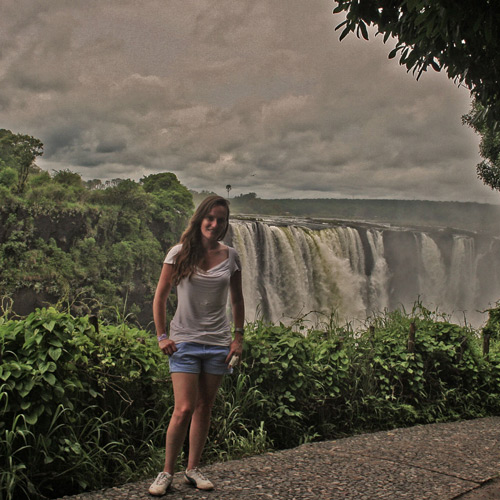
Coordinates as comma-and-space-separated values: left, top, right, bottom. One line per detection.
57, 417, 500, 500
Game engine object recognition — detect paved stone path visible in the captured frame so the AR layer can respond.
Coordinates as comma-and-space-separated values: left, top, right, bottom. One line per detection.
57, 417, 500, 500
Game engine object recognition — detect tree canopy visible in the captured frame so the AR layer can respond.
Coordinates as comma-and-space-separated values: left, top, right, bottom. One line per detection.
333, 1, 500, 125
464, 101, 500, 192
0, 128, 43, 194
0, 130, 194, 326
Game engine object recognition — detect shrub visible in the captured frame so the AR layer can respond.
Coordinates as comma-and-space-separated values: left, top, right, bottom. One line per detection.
236, 307, 500, 447
2, 305, 500, 499
0, 308, 172, 500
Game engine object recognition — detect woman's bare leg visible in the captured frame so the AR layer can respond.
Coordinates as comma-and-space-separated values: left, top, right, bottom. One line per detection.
163, 372, 199, 474
187, 372, 223, 470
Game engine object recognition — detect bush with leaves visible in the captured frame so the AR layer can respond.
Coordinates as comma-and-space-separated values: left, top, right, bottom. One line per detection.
0, 307, 172, 500
239, 322, 329, 447
2, 304, 500, 499
236, 307, 500, 447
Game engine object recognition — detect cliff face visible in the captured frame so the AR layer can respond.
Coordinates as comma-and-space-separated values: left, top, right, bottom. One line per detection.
0, 204, 182, 329
230, 198, 500, 235
31, 210, 98, 252
0, 205, 95, 318
0, 205, 99, 248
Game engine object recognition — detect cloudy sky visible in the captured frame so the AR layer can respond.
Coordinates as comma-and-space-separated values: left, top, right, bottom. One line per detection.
1, 0, 498, 204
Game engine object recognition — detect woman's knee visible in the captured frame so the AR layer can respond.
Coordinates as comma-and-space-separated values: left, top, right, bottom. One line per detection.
194, 397, 215, 415
172, 405, 195, 423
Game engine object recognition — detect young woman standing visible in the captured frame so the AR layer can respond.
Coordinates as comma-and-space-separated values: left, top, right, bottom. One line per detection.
149, 195, 244, 496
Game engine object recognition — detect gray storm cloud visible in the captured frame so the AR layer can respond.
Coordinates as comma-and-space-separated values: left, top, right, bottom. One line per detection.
0, 0, 498, 203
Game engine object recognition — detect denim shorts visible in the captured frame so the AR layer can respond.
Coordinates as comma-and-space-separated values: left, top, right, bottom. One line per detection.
169, 342, 231, 375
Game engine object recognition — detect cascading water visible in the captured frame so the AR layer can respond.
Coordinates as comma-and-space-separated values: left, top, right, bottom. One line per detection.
228, 219, 500, 328
366, 229, 389, 313
231, 221, 366, 323
447, 236, 476, 311
417, 233, 447, 306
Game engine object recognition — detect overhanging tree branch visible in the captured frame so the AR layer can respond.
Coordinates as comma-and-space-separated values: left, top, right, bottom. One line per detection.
332, 0, 500, 125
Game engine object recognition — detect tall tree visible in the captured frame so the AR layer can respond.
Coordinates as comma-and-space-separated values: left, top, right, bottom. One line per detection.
0, 129, 43, 194
141, 172, 193, 212
332, 1, 500, 125
463, 101, 500, 192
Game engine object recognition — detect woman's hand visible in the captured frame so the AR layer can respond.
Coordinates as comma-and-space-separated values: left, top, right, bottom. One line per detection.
158, 338, 177, 356
226, 336, 243, 366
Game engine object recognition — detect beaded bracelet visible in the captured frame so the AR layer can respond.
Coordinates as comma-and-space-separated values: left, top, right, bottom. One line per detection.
157, 333, 168, 342
234, 327, 244, 335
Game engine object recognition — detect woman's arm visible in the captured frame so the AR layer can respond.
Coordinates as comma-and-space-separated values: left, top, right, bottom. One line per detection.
227, 269, 245, 363
153, 263, 177, 355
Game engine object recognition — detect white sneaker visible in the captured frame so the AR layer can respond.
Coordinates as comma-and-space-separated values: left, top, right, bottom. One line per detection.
149, 471, 173, 496
184, 468, 214, 490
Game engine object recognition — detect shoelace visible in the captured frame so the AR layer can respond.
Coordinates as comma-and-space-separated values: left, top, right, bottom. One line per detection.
189, 468, 208, 481
155, 472, 171, 485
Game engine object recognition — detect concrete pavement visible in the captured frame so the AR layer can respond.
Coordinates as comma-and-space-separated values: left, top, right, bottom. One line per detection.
57, 417, 500, 500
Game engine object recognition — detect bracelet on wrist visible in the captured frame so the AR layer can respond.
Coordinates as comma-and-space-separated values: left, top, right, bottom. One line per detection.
157, 333, 168, 342
234, 327, 244, 335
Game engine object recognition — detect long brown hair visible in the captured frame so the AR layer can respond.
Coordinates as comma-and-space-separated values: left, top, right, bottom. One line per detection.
171, 195, 230, 285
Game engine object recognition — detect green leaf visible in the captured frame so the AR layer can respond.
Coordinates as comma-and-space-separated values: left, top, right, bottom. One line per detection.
43, 320, 56, 332
389, 47, 400, 59
20, 379, 35, 397
53, 385, 65, 397
35, 404, 45, 417
20, 400, 31, 410
339, 25, 351, 42
48, 347, 62, 361
43, 373, 57, 386
25, 413, 38, 425
359, 21, 369, 40
10, 361, 21, 372
39, 362, 50, 374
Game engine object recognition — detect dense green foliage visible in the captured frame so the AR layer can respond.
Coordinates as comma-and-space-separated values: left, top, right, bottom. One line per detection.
0, 307, 173, 499
332, 0, 500, 125
0, 129, 43, 195
483, 303, 500, 341
241, 308, 500, 444
0, 129, 193, 326
1, 305, 499, 499
464, 101, 500, 192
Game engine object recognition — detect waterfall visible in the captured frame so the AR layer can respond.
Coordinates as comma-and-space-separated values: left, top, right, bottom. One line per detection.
229, 219, 500, 328
231, 221, 366, 324
366, 229, 389, 313
447, 235, 477, 311
417, 233, 447, 308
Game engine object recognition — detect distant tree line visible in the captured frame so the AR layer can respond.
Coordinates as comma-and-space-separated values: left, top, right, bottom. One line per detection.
229, 194, 500, 234
0, 128, 193, 327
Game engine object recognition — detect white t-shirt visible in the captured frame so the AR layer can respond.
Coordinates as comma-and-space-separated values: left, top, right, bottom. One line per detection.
165, 243, 241, 346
